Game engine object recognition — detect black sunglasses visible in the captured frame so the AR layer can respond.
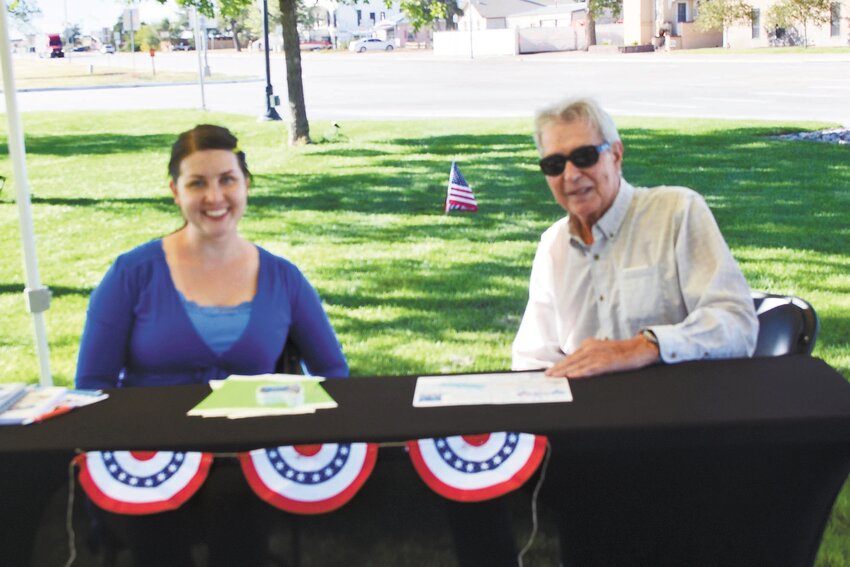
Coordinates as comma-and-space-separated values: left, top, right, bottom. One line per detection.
539, 143, 611, 176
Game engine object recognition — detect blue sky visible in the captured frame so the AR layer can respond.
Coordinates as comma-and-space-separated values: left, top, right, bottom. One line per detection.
32, 0, 178, 34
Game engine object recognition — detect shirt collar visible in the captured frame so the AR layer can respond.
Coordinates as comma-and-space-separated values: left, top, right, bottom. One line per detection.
568, 178, 634, 245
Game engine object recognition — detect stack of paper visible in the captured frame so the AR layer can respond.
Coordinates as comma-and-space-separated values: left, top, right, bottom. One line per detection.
0, 383, 28, 414
0, 386, 109, 425
412, 371, 573, 408
188, 374, 337, 419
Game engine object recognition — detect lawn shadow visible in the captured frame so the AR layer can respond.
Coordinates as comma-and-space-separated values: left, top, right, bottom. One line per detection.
4, 133, 175, 157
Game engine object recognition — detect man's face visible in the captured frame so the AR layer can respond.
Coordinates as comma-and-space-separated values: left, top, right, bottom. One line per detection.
539, 119, 624, 232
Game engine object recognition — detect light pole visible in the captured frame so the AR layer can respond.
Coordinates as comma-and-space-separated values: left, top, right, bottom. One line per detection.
260, 0, 282, 121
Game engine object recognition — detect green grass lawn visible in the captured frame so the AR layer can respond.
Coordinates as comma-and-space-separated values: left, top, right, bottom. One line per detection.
1, 111, 848, 565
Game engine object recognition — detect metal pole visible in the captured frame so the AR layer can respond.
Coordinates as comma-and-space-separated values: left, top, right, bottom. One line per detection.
261, 0, 282, 121
129, 9, 136, 73
193, 8, 207, 110
0, 6, 53, 386
201, 15, 211, 77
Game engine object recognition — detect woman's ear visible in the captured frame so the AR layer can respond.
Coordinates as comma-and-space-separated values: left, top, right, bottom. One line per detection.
169, 179, 179, 203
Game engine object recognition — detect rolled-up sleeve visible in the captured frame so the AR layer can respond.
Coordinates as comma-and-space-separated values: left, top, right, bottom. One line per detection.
512, 243, 563, 370
648, 194, 758, 362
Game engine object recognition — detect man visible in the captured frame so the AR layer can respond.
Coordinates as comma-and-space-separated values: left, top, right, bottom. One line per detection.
513, 97, 758, 377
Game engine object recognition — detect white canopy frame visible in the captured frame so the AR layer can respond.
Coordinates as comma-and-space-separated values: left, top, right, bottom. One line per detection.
0, 5, 53, 386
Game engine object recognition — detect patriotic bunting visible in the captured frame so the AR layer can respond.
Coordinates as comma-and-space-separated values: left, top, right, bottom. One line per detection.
239, 443, 378, 514
407, 432, 547, 502
445, 161, 478, 213
77, 451, 213, 515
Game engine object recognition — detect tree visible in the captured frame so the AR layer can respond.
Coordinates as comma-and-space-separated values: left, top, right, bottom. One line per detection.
392, 0, 461, 32
157, 0, 311, 145
278, 0, 310, 144
695, 0, 753, 47
585, 0, 623, 49
7, 0, 40, 25
767, 0, 831, 46
136, 24, 162, 51
63, 24, 82, 46
218, 1, 255, 51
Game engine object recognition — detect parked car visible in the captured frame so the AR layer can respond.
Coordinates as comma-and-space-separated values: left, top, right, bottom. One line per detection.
300, 39, 332, 51
172, 43, 194, 51
349, 38, 393, 53
100, 44, 115, 54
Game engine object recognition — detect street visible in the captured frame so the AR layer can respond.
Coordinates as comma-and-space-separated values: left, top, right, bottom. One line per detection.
6, 49, 850, 126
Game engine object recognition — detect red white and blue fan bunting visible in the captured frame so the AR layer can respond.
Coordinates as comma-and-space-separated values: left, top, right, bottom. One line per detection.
77, 451, 214, 515
407, 432, 547, 502
239, 443, 378, 514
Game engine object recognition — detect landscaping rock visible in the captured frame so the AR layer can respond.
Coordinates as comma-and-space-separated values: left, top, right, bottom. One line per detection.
774, 128, 850, 145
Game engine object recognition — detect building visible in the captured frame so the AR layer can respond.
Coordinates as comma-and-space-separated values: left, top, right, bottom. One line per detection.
623, 0, 849, 49
301, 0, 406, 46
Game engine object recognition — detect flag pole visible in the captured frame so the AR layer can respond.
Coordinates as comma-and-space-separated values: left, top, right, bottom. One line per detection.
0, 7, 53, 386
445, 161, 455, 214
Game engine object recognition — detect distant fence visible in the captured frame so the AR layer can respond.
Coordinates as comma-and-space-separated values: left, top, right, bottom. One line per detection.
435, 27, 589, 56
518, 27, 583, 53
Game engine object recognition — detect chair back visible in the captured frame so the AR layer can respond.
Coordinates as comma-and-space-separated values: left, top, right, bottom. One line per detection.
752, 292, 819, 357
275, 338, 304, 375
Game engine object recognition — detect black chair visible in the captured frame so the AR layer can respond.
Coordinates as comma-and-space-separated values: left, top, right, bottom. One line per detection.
751, 292, 819, 357
275, 337, 304, 375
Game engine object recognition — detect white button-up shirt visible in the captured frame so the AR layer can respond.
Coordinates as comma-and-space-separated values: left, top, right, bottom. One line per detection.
512, 179, 758, 370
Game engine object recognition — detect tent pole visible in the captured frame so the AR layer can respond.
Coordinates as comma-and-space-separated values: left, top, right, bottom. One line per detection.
0, 7, 53, 387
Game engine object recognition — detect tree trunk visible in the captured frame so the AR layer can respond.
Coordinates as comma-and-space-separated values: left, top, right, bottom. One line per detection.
231, 18, 242, 52
279, 0, 311, 145
585, 15, 597, 50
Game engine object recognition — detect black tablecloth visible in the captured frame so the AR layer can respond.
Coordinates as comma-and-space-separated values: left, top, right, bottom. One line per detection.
2, 355, 850, 566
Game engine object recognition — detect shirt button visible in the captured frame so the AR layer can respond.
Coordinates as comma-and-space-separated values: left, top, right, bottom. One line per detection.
670, 352, 677, 359
593, 254, 600, 261
599, 295, 605, 301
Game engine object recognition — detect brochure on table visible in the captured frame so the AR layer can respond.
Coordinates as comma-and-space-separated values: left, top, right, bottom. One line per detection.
412, 371, 573, 408
0, 386, 109, 425
188, 374, 338, 419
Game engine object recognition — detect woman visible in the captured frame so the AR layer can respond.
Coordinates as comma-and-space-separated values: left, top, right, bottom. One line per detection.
76, 124, 348, 388
75, 124, 348, 566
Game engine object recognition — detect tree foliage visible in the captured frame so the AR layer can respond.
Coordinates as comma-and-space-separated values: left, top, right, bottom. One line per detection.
151, 0, 311, 145
695, 0, 752, 46
7, 0, 40, 24
695, 0, 753, 31
391, 0, 461, 32
767, 0, 831, 46
585, 0, 623, 48
136, 24, 162, 51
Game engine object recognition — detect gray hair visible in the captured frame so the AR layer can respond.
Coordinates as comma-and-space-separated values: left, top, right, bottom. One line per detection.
533, 97, 621, 154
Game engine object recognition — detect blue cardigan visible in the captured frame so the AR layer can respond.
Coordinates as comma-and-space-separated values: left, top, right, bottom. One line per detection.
76, 241, 349, 389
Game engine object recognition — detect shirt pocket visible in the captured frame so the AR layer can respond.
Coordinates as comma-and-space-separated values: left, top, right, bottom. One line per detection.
617, 265, 661, 330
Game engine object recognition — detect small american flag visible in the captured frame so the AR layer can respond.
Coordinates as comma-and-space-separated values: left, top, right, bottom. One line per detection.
445, 162, 478, 213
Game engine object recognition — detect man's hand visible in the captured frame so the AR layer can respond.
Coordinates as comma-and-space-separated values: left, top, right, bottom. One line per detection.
544, 335, 660, 379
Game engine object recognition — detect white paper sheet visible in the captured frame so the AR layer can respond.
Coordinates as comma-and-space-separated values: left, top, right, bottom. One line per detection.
412, 371, 573, 408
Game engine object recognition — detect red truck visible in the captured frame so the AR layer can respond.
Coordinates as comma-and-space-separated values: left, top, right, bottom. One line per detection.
38, 34, 65, 58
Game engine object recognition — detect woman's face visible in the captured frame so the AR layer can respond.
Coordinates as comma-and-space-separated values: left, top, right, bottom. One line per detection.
170, 149, 249, 241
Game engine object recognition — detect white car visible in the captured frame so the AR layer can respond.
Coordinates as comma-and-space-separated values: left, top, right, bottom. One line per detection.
100, 44, 116, 54
349, 38, 394, 53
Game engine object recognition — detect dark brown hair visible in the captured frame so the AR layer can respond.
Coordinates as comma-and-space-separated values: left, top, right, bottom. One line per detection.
168, 124, 251, 181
